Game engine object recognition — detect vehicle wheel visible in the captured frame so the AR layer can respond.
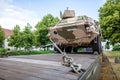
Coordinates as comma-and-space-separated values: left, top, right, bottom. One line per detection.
73, 47, 78, 53
65, 46, 72, 53
92, 36, 102, 54
61, 46, 65, 52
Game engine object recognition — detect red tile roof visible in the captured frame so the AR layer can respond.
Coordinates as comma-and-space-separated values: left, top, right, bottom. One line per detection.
3, 28, 13, 38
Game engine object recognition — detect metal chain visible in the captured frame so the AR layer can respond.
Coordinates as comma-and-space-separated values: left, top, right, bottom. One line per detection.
49, 38, 82, 74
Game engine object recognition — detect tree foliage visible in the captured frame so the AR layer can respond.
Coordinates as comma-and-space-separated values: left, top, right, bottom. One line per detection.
35, 14, 59, 45
8, 25, 22, 48
99, 0, 120, 44
32, 30, 40, 47
22, 23, 33, 50
8, 14, 59, 49
0, 25, 5, 48
8, 24, 33, 50
113, 43, 120, 51
105, 41, 110, 49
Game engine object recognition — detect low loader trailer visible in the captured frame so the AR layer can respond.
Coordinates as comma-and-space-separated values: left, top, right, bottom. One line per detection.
0, 53, 102, 80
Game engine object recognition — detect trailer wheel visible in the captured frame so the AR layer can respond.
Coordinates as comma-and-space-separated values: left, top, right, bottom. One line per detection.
92, 36, 102, 54
65, 46, 72, 53
73, 47, 78, 53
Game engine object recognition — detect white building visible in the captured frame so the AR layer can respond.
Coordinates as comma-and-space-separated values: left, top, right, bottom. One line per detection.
3, 28, 14, 50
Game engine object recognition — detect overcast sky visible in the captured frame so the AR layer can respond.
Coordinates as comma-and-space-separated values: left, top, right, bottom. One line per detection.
0, 0, 106, 30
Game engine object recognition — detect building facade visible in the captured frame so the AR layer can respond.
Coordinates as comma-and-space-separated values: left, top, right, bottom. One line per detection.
3, 28, 13, 49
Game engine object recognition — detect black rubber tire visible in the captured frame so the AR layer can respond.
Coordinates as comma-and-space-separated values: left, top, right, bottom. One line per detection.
92, 36, 102, 54
61, 46, 65, 52
73, 47, 78, 53
65, 46, 72, 53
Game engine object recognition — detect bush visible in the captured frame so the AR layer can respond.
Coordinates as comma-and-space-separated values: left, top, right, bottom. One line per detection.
112, 44, 120, 51
8, 50, 53, 56
0, 48, 7, 57
0, 48, 7, 53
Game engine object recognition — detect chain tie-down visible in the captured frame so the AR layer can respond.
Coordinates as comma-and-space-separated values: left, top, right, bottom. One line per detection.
50, 38, 82, 74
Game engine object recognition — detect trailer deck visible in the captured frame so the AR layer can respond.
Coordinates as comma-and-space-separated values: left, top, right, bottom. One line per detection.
0, 54, 99, 80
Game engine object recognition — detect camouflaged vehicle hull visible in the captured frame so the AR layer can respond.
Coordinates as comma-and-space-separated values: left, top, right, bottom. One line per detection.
49, 16, 100, 47
49, 11, 102, 53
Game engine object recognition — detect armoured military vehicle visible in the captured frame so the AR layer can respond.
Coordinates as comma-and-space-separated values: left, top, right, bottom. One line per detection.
48, 9, 102, 54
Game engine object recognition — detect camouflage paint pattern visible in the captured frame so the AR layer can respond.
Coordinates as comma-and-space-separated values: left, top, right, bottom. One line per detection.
48, 10, 100, 47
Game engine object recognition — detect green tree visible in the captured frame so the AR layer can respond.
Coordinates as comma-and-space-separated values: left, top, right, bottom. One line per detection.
32, 30, 40, 47
35, 14, 59, 46
99, 0, 120, 44
0, 25, 5, 48
8, 25, 22, 49
113, 43, 120, 51
105, 41, 110, 50
22, 23, 33, 50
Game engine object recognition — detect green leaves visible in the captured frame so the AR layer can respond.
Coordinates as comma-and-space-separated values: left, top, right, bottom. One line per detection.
113, 44, 120, 51
0, 25, 5, 48
7, 14, 59, 49
99, 0, 120, 44
22, 23, 33, 49
8, 25, 22, 48
8, 24, 33, 50
35, 14, 59, 45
